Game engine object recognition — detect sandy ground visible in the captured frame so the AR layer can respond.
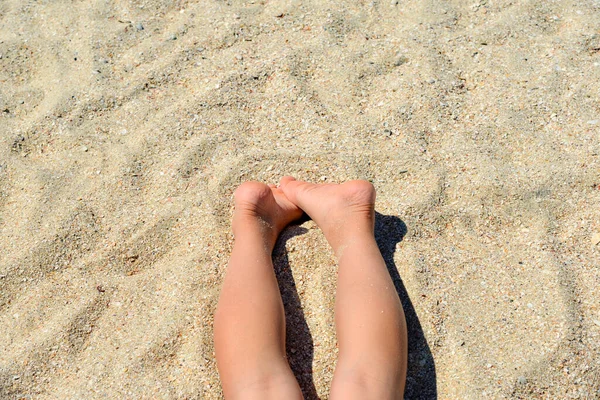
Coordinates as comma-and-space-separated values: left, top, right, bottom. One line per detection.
1, 0, 599, 398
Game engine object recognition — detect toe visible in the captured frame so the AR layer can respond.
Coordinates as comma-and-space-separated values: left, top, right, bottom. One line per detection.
279, 176, 296, 188
280, 177, 317, 206
279, 177, 303, 205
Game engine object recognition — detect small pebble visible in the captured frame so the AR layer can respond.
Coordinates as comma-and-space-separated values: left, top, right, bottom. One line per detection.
427, 78, 436, 84
394, 56, 408, 66
592, 232, 600, 246
135, 22, 144, 31
517, 376, 527, 385
169, 34, 177, 40
81, 146, 88, 152
391, 0, 399, 5
587, 120, 599, 125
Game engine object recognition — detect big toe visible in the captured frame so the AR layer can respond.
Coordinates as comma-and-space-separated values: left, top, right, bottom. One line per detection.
279, 176, 296, 189
280, 175, 307, 197
279, 176, 321, 212
279, 176, 300, 202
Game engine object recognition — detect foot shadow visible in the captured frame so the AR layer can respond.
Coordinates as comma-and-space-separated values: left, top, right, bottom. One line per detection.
375, 212, 438, 400
273, 225, 320, 400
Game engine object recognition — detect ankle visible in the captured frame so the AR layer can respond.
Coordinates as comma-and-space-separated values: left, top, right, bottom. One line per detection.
232, 214, 279, 248
326, 223, 376, 257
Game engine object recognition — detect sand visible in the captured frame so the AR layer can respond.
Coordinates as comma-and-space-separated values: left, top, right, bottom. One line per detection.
1, 0, 599, 398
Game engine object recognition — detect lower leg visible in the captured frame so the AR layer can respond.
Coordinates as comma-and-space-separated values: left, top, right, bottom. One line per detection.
214, 182, 303, 399
330, 234, 407, 399
280, 177, 407, 400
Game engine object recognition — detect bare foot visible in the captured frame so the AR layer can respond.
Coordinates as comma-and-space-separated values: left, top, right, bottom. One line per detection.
232, 181, 303, 248
279, 176, 376, 254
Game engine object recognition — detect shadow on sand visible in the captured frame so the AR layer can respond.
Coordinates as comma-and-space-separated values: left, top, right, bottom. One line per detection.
273, 225, 319, 399
375, 212, 437, 399
272, 214, 437, 399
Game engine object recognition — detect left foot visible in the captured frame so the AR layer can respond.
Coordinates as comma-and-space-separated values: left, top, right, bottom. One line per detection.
232, 181, 303, 247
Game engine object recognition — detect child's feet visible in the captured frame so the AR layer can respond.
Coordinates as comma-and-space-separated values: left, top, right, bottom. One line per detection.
279, 176, 376, 253
232, 181, 304, 247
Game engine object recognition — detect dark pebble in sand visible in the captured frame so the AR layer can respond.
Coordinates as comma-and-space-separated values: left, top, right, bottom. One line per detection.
394, 56, 409, 66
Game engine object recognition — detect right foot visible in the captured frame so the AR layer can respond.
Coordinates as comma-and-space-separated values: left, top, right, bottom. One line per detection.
279, 176, 377, 253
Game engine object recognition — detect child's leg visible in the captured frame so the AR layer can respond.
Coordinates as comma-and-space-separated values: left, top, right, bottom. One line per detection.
213, 182, 303, 399
280, 177, 408, 400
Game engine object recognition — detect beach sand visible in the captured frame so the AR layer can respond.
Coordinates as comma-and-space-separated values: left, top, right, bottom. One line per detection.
1, 0, 599, 398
